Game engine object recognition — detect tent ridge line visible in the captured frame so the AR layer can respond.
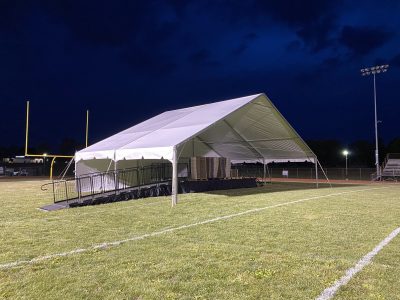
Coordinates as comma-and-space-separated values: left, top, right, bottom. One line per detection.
196, 136, 303, 144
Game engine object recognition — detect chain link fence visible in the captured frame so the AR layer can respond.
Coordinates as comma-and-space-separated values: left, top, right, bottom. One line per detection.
233, 165, 375, 181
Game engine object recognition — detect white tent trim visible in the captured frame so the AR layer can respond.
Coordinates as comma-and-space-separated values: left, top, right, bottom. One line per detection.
75, 93, 317, 206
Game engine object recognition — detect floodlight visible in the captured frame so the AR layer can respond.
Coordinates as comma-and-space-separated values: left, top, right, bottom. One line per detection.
342, 150, 349, 156
360, 63, 390, 179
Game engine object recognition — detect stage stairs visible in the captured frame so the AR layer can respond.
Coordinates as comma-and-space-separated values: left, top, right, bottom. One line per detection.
40, 166, 174, 210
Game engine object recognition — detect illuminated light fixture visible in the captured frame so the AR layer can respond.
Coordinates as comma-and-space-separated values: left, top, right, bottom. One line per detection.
360, 64, 390, 179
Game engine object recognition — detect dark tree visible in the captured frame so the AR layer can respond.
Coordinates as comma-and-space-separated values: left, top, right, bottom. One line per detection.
386, 138, 400, 153
349, 140, 374, 167
306, 140, 343, 167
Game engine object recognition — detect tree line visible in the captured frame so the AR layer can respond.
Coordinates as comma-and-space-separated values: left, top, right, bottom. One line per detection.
1, 137, 400, 168
307, 138, 400, 167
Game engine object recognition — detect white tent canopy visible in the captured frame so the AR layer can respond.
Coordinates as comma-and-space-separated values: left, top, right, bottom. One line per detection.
75, 93, 317, 205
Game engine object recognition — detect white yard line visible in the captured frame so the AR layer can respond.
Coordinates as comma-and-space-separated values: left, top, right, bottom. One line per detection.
316, 226, 400, 300
0, 187, 388, 270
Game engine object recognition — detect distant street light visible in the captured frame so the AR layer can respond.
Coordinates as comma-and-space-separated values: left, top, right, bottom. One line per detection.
360, 64, 389, 180
342, 150, 349, 180
43, 153, 47, 176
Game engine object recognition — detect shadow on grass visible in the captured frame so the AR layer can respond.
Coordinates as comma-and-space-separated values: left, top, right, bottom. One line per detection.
205, 181, 364, 197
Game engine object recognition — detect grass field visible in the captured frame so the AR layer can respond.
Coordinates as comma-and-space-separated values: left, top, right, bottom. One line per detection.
0, 179, 399, 299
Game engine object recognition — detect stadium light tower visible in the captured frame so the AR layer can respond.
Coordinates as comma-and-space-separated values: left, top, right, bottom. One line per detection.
360, 64, 389, 179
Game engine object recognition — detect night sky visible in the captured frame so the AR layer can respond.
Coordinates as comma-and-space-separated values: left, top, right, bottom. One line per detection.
1, 1, 399, 151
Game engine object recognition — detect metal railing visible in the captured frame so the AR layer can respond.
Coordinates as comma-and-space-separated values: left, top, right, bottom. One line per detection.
41, 163, 391, 204
386, 153, 400, 159
42, 163, 188, 203
232, 165, 377, 181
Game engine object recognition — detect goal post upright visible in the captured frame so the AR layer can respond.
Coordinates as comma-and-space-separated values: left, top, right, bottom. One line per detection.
25, 100, 29, 156
24, 100, 89, 180
86, 110, 89, 148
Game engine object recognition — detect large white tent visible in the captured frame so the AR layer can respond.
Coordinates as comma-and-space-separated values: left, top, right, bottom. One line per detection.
75, 93, 317, 205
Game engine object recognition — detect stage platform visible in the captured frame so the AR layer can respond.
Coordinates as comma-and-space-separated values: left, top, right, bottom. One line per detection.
40, 177, 258, 211
180, 178, 257, 193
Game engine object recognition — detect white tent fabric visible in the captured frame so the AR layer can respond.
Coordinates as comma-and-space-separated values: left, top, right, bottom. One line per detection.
75, 93, 315, 163
75, 93, 316, 205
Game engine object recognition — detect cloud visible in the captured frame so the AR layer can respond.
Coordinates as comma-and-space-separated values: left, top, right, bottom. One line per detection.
253, 0, 341, 52
339, 25, 394, 56
254, 0, 339, 27
295, 15, 336, 52
40, 1, 154, 47
38, 1, 183, 75
231, 32, 258, 56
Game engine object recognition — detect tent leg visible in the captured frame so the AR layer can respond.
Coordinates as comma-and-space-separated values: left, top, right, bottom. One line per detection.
172, 147, 178, 207
263, 158, 266, 185
315, 156, 319, 188
114, 155, 118, 192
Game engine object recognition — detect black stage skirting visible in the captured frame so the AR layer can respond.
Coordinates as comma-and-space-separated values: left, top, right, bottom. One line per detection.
180, 178, 257, 193
61, 178, 257, 209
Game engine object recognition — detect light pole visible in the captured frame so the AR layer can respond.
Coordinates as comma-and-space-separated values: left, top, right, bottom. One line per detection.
342, 150, 349, 180
43, 153, 47, 176
360, 64, 389, 179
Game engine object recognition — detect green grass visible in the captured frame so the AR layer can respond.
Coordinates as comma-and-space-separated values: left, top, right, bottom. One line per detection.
0, 179, 400, 299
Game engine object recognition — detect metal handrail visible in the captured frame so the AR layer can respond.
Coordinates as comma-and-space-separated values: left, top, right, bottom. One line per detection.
49, 163, 187, 203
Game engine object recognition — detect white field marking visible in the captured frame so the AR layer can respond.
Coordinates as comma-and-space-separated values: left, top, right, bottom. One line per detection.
0, 186, 389, 270
3, 182, 315, 224
4, 184, 377, 225
316, 226, 400, 300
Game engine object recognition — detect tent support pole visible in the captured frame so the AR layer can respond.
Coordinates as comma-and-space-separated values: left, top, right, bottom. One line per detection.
317, 159, 332, 188
315, 156, 319, 188
263, 158, 266, 185
114, 152, 118, 192
172, 146, 178, 207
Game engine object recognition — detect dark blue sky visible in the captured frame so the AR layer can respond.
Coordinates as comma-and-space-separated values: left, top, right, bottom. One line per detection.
1, 0, 399, 150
